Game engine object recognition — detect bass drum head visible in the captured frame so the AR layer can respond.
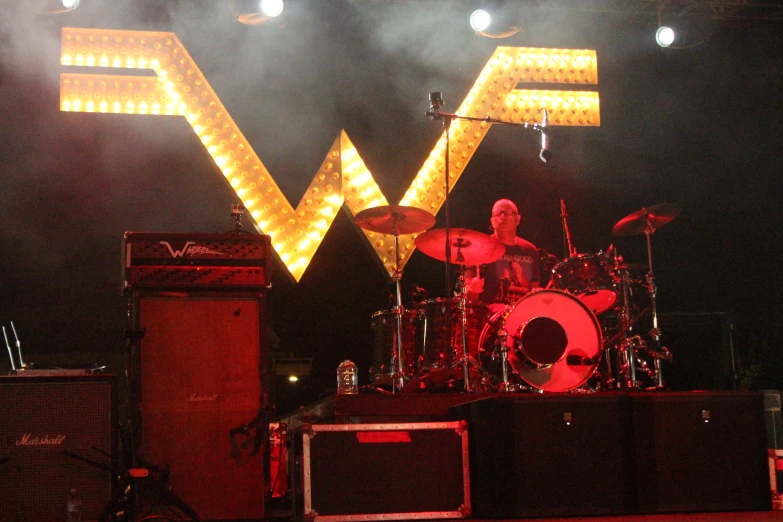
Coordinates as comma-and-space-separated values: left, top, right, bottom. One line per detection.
504, 289, 603, 392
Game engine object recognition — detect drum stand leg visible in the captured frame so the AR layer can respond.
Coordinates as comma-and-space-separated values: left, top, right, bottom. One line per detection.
642, 223, 671, 389
495, 316, 516, 393
392, 234, 406, 393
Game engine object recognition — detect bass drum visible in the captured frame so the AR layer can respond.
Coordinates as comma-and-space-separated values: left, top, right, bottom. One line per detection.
479, 289, 603, 392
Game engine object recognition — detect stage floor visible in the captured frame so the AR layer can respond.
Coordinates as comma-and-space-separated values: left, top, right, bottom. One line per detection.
466, 512, 783, 521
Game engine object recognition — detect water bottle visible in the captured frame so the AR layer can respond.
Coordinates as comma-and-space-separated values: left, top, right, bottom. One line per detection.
67, 488, 82, 522
336, 360, 358, 395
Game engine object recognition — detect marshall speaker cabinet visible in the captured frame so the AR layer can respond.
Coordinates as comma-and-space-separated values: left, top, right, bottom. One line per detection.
0, 375, 117, 522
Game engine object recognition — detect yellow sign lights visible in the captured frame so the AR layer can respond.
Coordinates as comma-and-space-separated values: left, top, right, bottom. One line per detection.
60, 28, 599, 281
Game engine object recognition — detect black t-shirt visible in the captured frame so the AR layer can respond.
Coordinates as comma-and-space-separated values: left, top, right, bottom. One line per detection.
478, 238, 541, 304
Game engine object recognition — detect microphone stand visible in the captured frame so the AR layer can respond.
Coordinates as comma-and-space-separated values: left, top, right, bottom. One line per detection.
427, 94, 549, 391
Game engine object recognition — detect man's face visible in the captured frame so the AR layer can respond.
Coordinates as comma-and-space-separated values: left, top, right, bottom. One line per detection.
491, 200, 520, 234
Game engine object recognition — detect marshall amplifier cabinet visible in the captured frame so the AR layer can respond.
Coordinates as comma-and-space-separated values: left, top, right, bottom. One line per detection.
0, 375, 117, 522
123, 232, 271, 291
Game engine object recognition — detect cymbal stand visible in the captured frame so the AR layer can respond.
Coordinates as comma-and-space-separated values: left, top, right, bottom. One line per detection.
391, 229, 406, 393
616, 262, 640, 388
642, 219, 671, 388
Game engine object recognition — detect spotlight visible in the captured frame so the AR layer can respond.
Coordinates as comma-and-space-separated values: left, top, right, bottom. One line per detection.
655, 26, 675, 47
231, 0, 284, 26
470, 9, 491, 32
35, 0, 80, 14
468, 4, 521, 39
260, 0, 284, 18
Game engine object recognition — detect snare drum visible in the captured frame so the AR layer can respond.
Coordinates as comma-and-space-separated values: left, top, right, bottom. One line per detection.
417, 298, 490, 372
369, 309, 419, 385
479, 289, 603, 392
552, 253, 617, 314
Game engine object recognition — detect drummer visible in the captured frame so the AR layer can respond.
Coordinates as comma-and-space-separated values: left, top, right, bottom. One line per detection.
465, 199, 542, 311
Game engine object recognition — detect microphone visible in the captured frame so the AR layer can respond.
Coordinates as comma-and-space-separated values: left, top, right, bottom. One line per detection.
539, 108, 552, 163
426, 92, 443, 120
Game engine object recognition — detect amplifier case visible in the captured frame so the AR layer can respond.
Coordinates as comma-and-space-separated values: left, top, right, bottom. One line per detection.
298, 421, 470, 521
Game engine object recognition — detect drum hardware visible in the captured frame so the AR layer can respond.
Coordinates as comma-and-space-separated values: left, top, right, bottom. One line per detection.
611, 202, 681, 389
492, 312, 518, 392
355, 205, 436, 392
415, 228, 504, 391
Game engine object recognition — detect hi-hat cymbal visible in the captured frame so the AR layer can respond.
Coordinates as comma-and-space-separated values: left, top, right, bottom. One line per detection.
415, 228, 505, 265
612, 203, 682, 236
354, 205, 436, 236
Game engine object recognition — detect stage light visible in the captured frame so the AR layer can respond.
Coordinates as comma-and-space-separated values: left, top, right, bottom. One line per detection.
470, 9, 491, 32
34, 0, 80, 14
468, 4, 521, 39
655, 26, 675, 47
230, 0, 284, 26
260, 0, 284, 18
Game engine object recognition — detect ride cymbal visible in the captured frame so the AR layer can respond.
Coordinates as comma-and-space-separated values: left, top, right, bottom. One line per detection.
415, 228, 505, 265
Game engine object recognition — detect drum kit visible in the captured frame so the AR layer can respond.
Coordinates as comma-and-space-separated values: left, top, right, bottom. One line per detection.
356, 201, 681, 394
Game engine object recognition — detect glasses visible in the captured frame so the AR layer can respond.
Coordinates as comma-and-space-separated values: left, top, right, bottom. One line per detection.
492, 210, 518, 217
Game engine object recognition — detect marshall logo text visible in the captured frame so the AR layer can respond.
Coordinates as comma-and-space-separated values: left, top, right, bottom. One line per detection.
15, 433, 67, 446
187, 393, 219, 402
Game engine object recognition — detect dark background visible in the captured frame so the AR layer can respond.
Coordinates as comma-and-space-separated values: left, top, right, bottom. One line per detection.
1, 0, 781, 417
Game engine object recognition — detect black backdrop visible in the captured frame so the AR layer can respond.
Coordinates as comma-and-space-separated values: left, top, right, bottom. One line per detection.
0, 1, 780, 416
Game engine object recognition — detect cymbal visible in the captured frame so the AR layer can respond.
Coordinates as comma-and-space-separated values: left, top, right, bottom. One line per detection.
415, 228, 505, 265
612, 203, 681, 237
354, 205, 436, 236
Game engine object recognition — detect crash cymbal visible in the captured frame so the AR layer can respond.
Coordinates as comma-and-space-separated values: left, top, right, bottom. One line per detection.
612, 203, 681, 237
415, 228, 505, 265
354, 205, 436, 236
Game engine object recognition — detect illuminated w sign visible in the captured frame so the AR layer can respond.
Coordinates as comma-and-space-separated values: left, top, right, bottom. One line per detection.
59, 28, 600, 281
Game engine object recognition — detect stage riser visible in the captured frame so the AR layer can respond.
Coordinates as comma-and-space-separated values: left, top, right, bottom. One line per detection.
0, 376, 117, 522
457, 392, 771, 517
